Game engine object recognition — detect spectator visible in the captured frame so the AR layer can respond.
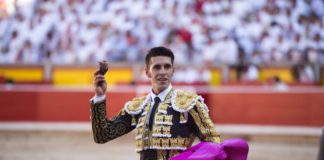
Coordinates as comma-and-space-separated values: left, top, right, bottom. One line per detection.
240, 64, 259, 82
272, 76, 289, 91
293, 64, 315, 83
0, 0, 323, 66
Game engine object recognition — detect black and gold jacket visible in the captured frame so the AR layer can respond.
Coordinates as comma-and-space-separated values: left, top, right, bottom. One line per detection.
91, 89, 220, 156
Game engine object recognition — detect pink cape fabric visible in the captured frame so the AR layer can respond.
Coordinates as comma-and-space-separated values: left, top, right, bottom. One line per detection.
170, 138, 249, 160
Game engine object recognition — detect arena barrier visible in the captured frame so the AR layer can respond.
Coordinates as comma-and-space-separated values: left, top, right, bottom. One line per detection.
0, 85, 323, 126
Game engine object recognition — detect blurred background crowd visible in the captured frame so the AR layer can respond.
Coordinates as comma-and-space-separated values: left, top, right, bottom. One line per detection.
0, 0, 323, 84
1, 2, 323, 160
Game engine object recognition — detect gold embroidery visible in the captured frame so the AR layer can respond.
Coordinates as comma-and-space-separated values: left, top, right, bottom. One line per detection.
91, 102, 130, 143
152, 126, 171, 136
180, 113, 186, 123
189, 102, 221, 144
133, 89, 221, 152
131, 116, 136, 126
152, 126, 160, 134
136, 140, 143, 149
163, 126, 171, 135
189, 109, 204, 128
164, 115, 173, 122
155, 115, 164, 122
155, 115, 173, 125
144, 102, 151, 112
135, 137, 193, 152
137, 127, 144, 136
170, 138, 178, 146
138, 117, 145, 125
164, 90, 173, 103
161, 138, 170, 147
120, 110, 126, 116
158, 103, 169, 113
125, 96, 147, 114
196, 101, 210, 115
152, 138, 161, 146
172, 90, 199, 113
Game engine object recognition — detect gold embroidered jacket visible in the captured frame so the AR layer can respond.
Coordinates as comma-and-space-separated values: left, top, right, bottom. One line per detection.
91, 89, 220, 156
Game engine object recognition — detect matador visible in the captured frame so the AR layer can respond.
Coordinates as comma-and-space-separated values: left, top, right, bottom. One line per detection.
90, 46, 221, 160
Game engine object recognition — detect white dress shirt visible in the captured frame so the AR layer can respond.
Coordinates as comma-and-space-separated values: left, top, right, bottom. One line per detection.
145, 84, 172, 125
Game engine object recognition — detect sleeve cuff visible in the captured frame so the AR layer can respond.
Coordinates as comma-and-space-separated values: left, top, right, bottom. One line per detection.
90, 94, 106, 104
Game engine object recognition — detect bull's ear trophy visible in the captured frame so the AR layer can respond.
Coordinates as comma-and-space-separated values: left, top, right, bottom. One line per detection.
95, 60, 109, 76
95, 60, 109, 86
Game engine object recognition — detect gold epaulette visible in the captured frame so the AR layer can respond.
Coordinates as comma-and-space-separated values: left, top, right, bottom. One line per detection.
171, 90, 205, 113
124, 95, 150, 115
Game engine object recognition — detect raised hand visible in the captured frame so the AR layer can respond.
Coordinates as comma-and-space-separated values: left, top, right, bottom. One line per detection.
95, 60, 109, 76
94, 60, 109, 96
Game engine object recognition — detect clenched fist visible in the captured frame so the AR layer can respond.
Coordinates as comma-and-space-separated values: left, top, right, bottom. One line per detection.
94, 60, 109, 96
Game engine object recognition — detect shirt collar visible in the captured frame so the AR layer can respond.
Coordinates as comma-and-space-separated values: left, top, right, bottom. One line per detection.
150, 84, 172, 103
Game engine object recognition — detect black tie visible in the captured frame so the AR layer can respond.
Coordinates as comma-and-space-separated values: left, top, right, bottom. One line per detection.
149, 97, 161, 130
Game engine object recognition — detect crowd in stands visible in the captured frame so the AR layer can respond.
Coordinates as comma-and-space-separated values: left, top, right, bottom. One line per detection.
0, 0, 323, 83
0, 0, 323, 64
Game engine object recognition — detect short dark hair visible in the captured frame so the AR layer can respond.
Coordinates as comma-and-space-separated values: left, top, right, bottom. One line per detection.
145, 46, 174, 67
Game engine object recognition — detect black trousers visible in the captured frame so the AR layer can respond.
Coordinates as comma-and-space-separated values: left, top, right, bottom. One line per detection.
140, 150, 157, 160
140, 149, 170, 160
